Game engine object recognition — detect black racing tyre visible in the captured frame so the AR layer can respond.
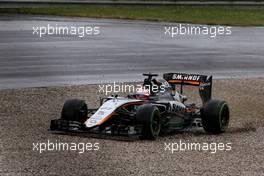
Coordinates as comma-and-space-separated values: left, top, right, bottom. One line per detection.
201, 99, 230, 134
61, 99, 88, 123
136, 104, 161, 140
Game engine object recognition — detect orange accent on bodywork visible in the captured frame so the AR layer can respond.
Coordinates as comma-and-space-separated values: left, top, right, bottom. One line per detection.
168, 80, 200, 85
185, 108, 196, 113
96, 112, 115, 125
96, 101, 143, 126
122, 102, 144, 108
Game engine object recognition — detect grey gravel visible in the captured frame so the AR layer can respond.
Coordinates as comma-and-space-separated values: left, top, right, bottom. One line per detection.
0, 78, 264, 176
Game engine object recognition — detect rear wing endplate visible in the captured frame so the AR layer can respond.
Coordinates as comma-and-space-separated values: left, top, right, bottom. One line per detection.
163, 73, 212, 104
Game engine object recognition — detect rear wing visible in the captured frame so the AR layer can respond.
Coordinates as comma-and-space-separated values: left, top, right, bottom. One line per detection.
163, 73, 212, 104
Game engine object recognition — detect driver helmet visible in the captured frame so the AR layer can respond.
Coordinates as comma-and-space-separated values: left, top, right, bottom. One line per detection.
156, 78, 171, 92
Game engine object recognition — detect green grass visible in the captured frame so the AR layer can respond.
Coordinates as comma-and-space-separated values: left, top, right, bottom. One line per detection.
115, 0, 263, 2
1, 6, 264, 26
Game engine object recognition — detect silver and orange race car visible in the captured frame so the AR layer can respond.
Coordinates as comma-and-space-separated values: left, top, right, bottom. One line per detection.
50, 73, 230, 140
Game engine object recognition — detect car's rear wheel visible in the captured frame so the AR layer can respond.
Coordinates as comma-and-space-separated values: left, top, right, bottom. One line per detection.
201, 99, 229, 134
136, 104, 161, 140
61, 99, 88, 123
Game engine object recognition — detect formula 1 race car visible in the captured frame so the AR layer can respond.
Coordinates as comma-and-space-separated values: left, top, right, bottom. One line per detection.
50, 73, 230, 140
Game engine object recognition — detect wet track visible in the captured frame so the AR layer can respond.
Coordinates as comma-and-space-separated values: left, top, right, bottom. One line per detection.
0, 15, 264, 89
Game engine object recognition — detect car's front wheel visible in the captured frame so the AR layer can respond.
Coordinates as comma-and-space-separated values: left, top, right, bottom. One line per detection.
61, 99, 88, 123
136, 104, 161, 140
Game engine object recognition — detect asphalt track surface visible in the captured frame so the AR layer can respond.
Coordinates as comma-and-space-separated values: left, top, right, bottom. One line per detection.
0, 14, 264, 89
